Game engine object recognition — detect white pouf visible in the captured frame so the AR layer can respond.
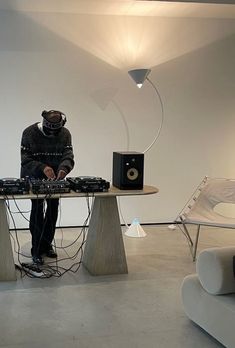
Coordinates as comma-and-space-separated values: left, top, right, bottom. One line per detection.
196, 246, 235, 295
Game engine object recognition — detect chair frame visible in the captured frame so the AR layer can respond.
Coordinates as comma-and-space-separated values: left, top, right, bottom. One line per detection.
179, 217, 201, 261
176, 176, 235, 261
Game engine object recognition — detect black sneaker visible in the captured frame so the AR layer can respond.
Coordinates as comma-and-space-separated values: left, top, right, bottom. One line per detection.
45, 247, 57, 258
32, 255, 44, 265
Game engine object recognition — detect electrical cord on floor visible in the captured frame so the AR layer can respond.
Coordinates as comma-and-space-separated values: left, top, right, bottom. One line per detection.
5, 196, 32, 262
43, 195, 92, 277
6, 192, 93, 279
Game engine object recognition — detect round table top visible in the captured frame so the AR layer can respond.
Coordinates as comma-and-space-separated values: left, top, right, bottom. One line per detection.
0, 185, 158, 200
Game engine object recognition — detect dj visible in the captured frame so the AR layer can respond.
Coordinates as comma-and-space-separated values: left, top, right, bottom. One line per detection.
20, 110, 74, 265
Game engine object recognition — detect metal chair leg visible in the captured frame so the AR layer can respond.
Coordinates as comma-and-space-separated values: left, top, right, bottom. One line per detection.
193, 225, 201, 262
180, 217, 193, 246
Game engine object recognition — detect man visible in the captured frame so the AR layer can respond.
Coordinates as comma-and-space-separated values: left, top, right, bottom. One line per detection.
21, 110, 74, 265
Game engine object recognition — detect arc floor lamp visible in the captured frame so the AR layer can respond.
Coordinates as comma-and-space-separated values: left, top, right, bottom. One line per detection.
124, 68, 164, 238
128, 68, 164, 154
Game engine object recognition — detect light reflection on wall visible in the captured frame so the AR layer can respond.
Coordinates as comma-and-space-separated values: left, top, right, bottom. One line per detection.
26, 12, 235, 70
90, 87, 130, 150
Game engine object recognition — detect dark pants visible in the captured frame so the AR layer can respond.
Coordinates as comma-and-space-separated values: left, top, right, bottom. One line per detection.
30, 198, 59, 256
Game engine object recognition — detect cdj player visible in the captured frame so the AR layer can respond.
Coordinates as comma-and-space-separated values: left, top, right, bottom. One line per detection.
67, 176, 110, 193
0, 178, 30, 195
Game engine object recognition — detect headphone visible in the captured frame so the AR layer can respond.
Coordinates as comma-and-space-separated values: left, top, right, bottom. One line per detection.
41, 110, 67, 129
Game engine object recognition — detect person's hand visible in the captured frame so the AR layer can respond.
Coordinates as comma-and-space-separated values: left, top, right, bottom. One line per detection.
56, 169, 67, 180
43, 166, 56, 179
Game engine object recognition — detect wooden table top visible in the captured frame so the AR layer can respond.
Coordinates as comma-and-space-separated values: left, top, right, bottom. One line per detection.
0, 185, 158, 200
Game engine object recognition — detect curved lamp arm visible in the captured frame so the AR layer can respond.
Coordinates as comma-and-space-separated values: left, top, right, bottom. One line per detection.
128, 69, 164, 154
143, 76, 164, 154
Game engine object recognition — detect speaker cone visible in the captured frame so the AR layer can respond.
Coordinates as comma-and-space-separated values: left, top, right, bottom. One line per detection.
127, 168, 139, 181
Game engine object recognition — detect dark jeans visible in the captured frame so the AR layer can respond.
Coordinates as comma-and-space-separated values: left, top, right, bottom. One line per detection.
30, 198, 59, 256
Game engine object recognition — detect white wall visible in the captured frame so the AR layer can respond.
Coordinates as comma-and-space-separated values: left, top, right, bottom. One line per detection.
0, 10, 235, 228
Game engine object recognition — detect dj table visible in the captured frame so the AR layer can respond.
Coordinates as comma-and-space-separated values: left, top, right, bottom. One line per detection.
0, 185, 158, 280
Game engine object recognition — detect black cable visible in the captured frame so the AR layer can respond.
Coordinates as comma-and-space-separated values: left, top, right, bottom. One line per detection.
45, 215, 89, 274
4, 190, 94, 279
4, 197, 39, 279
43, 193, 92, 277
5, 196, 31, 261
11, 198, 31, 221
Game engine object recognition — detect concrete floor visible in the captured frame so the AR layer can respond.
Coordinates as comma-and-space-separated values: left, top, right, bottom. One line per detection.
0, 224, 233, 348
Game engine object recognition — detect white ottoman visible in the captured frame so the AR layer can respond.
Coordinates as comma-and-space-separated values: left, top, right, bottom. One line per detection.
181, 247, 235, 348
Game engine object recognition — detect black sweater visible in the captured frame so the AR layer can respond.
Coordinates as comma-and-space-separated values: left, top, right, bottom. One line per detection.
21, 123, 74, 178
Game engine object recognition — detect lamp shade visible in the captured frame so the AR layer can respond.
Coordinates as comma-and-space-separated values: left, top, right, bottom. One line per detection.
125, 218, 147, 238
128, 69, 151, 88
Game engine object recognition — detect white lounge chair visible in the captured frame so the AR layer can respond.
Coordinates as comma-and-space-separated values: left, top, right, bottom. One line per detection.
176, 176, 235, 261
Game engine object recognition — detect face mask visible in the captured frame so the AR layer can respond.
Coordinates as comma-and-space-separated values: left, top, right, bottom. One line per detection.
43, 127, 61, 137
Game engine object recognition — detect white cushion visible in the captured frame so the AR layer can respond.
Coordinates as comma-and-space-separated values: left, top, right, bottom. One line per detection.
196, 246, 235, 295
181, 274, 235, 348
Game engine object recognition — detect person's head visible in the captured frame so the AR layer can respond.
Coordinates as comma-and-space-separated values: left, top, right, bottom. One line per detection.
41, 110, 66, 136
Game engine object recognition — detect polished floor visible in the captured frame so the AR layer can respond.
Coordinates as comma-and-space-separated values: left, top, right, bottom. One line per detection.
1, 223, 234, 348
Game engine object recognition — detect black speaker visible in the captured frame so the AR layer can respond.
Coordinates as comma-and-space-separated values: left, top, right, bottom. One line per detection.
112, 151, 144, 190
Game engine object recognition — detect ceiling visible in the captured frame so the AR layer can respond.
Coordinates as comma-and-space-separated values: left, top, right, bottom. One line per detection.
0, 0, 235, 18
140, 0, 235, 3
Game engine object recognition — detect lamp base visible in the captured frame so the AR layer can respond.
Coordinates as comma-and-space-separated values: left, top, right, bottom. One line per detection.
124, 218, 147, 238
